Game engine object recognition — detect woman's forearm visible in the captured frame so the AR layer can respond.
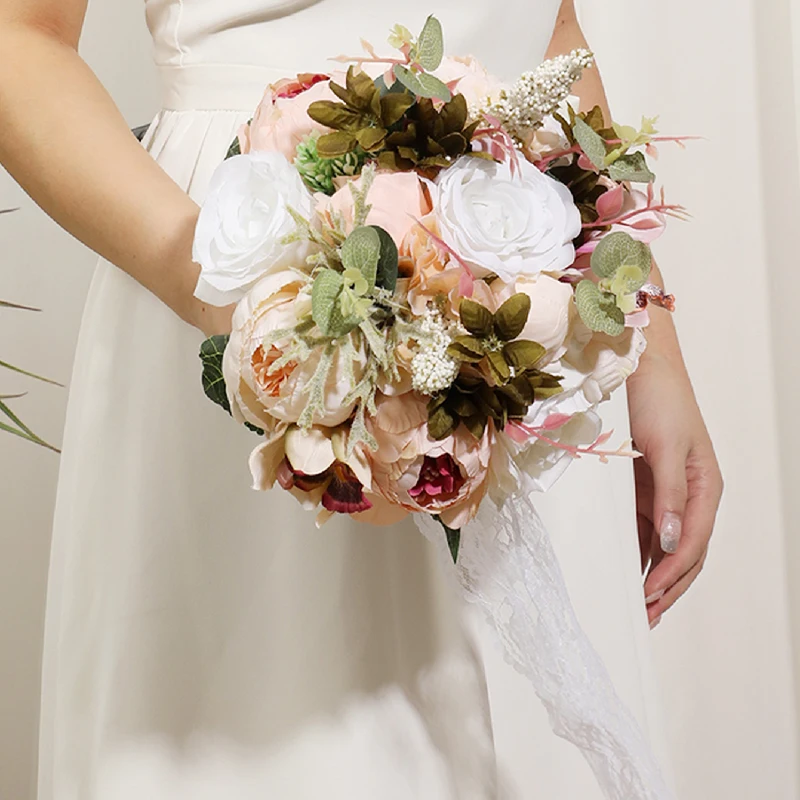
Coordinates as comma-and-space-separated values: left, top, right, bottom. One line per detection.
546, 2, 686, 377
0, 21, 214, 331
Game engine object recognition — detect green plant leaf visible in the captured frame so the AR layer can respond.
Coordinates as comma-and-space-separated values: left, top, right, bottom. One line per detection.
440, 93, 468, 134
341, 226, 381, 290
458, 299, 494, 337
573, 117, 608, 170
393, 65, 451, 101
312, 269, 345, 336
486, 350, 511, 384
316, 131, 359, 158
428, 403, 457, 440
369, 225, 399, 292
607, 151, 655, 183
494, 293, 532, 341
0, 397, 59, 452
447, 335, 485, 363
575, 280, 625, 336
591, 231, 652, 281
355, 126, 387, 152
503, 340, 546, 372
380, 92, 416, 126
199, 335, 232, 413
416, 15, 445, 71
436, 516, 461, 564
307, 101, 367, 131
0, 358, 62, 386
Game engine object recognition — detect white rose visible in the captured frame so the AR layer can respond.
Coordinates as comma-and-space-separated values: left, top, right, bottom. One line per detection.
193, 152, 315, 306
434, 155, 581, 282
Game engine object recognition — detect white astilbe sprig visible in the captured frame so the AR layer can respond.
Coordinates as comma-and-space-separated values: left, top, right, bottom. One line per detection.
486, 49, 594, 142
411, 306, 460, 395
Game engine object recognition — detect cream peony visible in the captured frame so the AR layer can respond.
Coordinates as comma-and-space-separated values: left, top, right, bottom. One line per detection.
512, 274, 575, 363
193, 152, 315, 306
434, 155, 581, 282
223, 270, 363, 432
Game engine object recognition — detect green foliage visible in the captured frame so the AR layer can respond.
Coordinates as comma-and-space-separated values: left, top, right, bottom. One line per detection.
435, 516, 461, 564
607, 151, 656, 183
429, 294, 563, 440
415, 15, 445, 72
591, 231, 652, 284
574, 280, 626, 337
572, 117, 607, 171
340, 226, 381, 290
200, 335, 232, 413
370, 225, 399, 292
294, 133, 366, 194
393, 65, 451, 102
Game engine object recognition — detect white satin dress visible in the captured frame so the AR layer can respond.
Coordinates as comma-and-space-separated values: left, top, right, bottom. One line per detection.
38, 2, 674, 798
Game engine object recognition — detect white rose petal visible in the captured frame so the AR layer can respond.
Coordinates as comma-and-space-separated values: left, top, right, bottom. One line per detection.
434, 155, 581, 282
193, 152, 315, 306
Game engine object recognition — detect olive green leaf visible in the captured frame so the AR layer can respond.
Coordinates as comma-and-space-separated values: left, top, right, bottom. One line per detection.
416, 15, 445, 71
435, 516, 461, 564
458, 299, 493, 337
340, 226, 382, 290
502, 340, 546, 372
355, 126, 387, 152
575, 279, 625, 336
573, 117, 608, 170
428, 403, 457, 440
591, 231, 652, 282
494, 293, 532, 341
380, 92, 416, 126
369, 225, 399, 292
486, 350, 511, 384
316, 131, 359, 158
307, 101, 367, 131
607, 151, 656, 183
447, 335, 485, 363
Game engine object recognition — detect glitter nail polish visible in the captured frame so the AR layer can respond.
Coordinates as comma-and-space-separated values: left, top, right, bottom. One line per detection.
660, 512, 682, 554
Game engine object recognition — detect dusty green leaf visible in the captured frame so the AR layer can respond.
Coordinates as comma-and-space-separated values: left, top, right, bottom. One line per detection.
312, 269, 347, 336
459, 299, 494, 337
503, 340, 546, 372
369, 225, 399, 292
416, 15, 445, 71
607, 151, 656, 183
341, 226, 381, 289
591, 231, 652, 281
494, 293, 532, 341
575, 279, 625, 336
416, 72, 452, 102
573, 117, 608, 170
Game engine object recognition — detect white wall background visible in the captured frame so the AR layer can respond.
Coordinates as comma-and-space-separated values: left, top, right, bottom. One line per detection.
2, 1, 800, 798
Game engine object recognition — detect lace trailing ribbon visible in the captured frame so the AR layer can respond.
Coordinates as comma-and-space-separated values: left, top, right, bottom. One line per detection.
414, 483, 674, 800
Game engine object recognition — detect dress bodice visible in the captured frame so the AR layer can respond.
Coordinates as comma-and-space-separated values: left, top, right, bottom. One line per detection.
144, 0, 562, 82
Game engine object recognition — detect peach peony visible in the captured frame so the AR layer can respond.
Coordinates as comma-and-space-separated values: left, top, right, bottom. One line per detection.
239, 78, 337, 163
435, 56, 505, 110
367, 393, 492, 529
223, 270, 364, 432
316, 170, 432, 248
399, 213, 463, 315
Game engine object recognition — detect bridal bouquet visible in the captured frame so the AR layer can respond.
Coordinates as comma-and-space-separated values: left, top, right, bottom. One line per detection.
193, 16, 683, 560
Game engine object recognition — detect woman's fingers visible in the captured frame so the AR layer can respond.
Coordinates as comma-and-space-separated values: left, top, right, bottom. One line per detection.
647, 548, 708, 625
643, 443, 722, 615
650, 443, 689, 555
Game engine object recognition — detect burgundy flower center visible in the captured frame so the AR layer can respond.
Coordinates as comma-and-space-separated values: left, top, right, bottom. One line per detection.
409, 454, 465, 506
278, 458, 372, 515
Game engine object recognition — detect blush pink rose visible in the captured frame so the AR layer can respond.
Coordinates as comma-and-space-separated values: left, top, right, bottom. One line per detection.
367, 393, 492, 529
239, 77, 337, 163
316, 171, 432, 248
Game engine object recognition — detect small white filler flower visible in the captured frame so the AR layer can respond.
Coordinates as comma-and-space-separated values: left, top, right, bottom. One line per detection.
411, 308, 460, 395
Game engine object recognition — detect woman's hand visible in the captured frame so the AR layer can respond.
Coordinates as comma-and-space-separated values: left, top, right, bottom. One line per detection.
627, 303, 724, 628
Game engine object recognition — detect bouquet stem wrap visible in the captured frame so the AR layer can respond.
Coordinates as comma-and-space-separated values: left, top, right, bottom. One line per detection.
414, 484, 674, 800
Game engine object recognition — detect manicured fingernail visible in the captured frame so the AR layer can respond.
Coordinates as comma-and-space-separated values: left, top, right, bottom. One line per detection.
645, 588, 665, 605
650, 615, 662, 630
660, 512, 682, 554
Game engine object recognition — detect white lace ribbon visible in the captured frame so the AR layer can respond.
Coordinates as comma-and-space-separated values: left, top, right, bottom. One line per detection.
414, 485, 674, 800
